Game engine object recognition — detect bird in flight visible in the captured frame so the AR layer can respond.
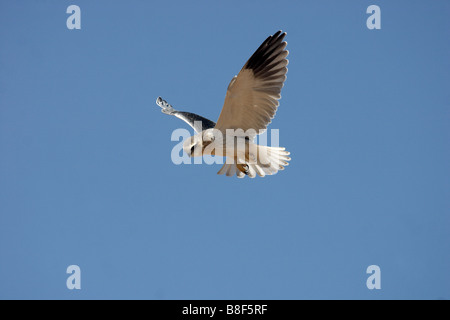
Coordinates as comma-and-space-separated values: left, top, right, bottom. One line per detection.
157, 30, 291, 178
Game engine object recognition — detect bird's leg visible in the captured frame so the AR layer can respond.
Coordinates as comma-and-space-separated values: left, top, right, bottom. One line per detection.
236, 163, 249, 175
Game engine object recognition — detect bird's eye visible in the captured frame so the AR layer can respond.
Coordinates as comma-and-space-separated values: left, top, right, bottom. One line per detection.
190, 145, 195, 154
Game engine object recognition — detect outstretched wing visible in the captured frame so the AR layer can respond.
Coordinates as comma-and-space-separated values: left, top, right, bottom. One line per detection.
214, 31, 288, 134
156, 97, 216, 133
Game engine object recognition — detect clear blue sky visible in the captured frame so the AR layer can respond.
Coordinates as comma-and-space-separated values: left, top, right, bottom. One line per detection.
0, 0, 449, 300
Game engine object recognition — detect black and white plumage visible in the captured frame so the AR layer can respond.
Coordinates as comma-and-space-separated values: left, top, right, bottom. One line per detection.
156, 97, 216, 133
215, 30, 288, 134
157, 31, 291, 178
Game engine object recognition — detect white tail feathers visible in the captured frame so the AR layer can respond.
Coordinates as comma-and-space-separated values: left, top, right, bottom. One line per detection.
217, 145, 291, 178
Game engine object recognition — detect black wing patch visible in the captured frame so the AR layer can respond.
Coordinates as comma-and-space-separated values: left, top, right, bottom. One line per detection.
244, 31, 287, 79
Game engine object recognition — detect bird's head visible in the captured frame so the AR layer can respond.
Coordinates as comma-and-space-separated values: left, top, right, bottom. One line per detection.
183, 129, 218, 157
